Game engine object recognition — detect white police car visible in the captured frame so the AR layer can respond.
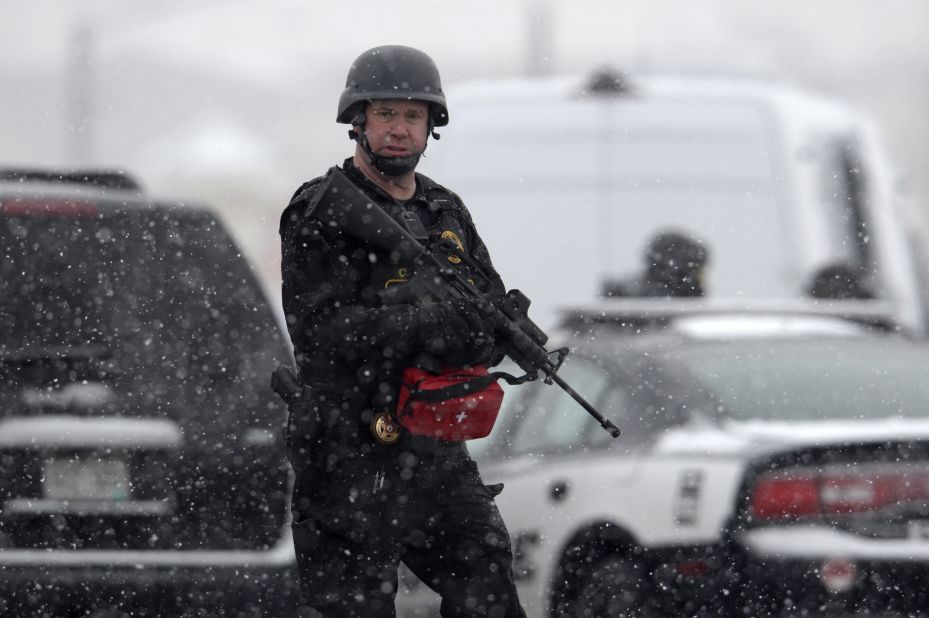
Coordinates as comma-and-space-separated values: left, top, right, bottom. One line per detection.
398, 300, 929, 617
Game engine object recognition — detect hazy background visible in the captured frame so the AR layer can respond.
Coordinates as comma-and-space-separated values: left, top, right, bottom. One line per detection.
3, 0, 928, 305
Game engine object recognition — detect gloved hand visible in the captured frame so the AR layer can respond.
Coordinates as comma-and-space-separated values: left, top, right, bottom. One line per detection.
419, 297, 499, 366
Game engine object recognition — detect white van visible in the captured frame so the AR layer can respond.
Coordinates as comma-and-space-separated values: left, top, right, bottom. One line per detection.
420, 69, 929, 333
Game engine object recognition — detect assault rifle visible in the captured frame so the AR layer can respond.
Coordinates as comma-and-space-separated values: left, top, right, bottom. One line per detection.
301, 168, 620, 438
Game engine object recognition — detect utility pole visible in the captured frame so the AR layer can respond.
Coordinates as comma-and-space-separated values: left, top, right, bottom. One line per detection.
67, 20, 95, 165
62, 1, 221, 167
526, 0, 554, 76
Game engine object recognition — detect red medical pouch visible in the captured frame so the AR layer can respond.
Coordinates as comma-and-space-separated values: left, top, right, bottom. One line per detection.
396, 366, 505, 441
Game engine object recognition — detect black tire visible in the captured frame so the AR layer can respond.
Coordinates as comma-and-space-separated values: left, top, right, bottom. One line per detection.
563, 554, 655, 618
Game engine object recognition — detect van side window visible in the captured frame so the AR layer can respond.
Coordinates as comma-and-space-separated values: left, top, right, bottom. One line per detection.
819, 140, 871, 271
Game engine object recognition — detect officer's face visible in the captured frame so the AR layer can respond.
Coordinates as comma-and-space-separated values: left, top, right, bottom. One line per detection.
363, 100, 430, 157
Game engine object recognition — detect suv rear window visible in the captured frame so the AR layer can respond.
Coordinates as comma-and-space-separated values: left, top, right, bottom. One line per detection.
0, 200, 283, 419
2, 203, 254, 344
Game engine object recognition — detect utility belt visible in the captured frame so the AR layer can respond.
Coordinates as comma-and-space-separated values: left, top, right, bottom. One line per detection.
296, 365, 364, 398
272, 365, 524, 454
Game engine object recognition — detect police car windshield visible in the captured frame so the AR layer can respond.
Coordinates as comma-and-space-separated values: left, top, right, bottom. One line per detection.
666, 339, 929, 422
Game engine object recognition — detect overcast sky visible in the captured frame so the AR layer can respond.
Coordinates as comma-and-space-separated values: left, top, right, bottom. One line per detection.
3, 0, 928, 298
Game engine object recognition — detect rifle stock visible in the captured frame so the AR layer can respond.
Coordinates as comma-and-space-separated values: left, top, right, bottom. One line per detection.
308, 168, 621, 438
307, 168, 425, 262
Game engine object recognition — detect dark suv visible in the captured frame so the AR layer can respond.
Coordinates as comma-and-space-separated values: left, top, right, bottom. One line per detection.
0, 170, 296, 617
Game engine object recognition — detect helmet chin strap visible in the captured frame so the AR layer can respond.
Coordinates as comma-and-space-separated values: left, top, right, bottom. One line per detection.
349, 112, 437, 177
361, 135, 423, 177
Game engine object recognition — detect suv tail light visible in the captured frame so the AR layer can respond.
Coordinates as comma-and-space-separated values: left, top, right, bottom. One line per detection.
2, 199, 99, 218
750, 464, 929, 521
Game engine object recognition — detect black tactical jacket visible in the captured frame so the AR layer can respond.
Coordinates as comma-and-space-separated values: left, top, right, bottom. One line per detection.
280, 159, 505, 404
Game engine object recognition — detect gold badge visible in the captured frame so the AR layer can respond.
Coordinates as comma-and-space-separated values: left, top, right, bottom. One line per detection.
441, 230, 464, 264
371, 411, 402, 445
384, 267, 410, 288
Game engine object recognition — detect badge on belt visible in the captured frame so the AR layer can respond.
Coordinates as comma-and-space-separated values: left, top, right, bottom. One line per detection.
371, 410, 402, 445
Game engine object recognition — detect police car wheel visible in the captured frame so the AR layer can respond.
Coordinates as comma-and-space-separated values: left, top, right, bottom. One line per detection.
565, 554, 652, 617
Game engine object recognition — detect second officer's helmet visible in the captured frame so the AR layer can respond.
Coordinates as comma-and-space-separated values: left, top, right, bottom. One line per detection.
643, 230, 710, 297
337, 45, 449, 128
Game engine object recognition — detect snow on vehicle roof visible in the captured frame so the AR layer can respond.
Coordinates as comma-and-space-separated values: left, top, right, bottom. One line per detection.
655, 418, 929, 457
558, 297, 896, 340
0, 168, 212, 213
671, 313, 866, 339
0, 415, 182, 448
446, 68, 860, 126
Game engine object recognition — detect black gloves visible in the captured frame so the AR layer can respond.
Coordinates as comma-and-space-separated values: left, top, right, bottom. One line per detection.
419, 297, 499, 366
325, 298, 500, 368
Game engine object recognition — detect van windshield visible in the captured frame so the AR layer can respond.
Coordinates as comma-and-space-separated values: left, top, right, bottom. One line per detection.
425, 96, 791, 325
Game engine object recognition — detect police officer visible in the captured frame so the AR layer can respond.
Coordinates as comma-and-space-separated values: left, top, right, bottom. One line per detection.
279, 45, 525, 617
601, 230, 710, 298
807, 262, 874, 300
640, 230, 709, 297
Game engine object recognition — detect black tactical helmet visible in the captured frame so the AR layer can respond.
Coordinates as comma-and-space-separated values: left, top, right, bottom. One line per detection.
808, 263, 874, 300
645, 231, 708, 270
642, 231, 709, 297
337, 45, 449, 127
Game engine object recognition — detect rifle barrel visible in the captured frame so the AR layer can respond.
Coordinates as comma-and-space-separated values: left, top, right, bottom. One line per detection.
549, 372, 622, 438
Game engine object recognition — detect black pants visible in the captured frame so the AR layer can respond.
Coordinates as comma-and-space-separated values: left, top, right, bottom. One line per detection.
289, 420, 525, 618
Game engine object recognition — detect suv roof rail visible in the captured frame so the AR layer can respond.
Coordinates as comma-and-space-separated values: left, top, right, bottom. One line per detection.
0, 168, 143, 191
558, 298, 902, 333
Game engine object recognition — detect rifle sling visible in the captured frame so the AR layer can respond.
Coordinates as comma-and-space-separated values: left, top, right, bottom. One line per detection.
404, 370, 531, 403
